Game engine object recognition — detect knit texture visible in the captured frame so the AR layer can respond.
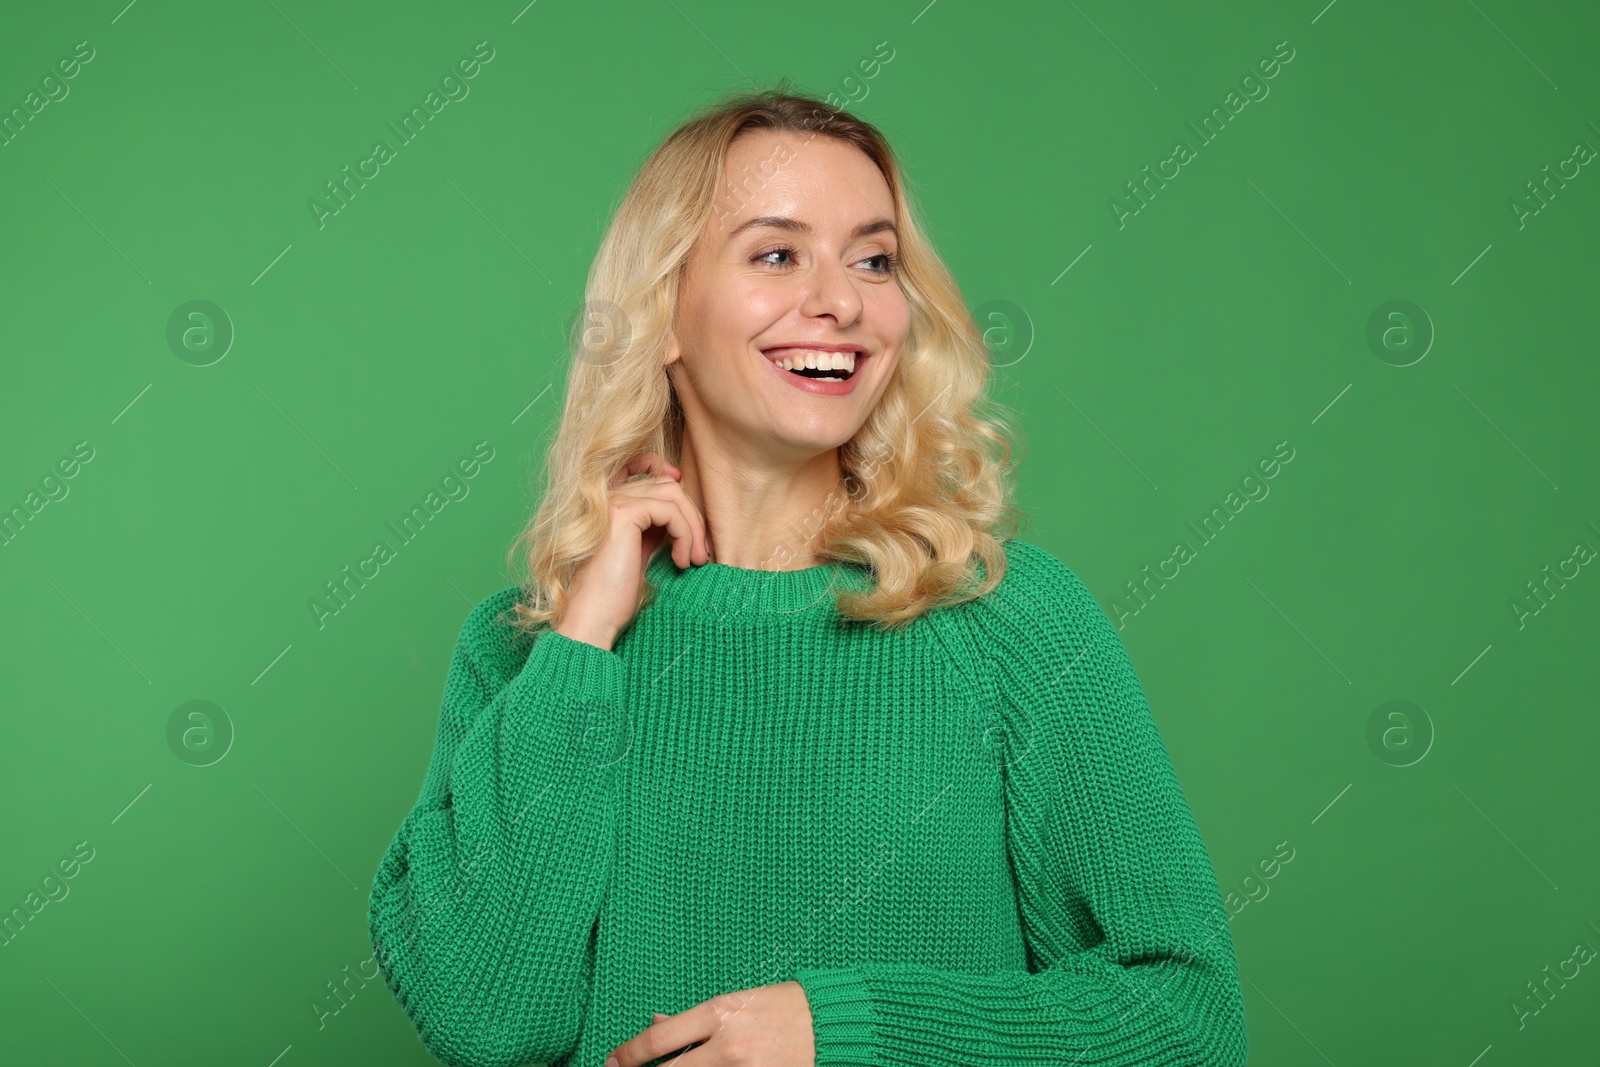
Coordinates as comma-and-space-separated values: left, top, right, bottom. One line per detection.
367, 537, 1248, 1067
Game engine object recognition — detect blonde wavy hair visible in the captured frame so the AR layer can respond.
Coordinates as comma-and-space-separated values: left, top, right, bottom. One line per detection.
506, 80, 1026, 635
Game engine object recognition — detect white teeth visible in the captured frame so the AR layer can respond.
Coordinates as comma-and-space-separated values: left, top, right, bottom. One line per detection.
773, 349, 858, 374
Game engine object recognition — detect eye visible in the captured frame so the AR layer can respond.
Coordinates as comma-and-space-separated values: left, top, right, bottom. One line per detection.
752, 245, 901, 276
860, 251, 900, 276
753, 245, 798, 268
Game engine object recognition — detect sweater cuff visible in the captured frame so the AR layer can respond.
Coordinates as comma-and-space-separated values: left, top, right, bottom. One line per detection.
519, 628, 622, 706
793, 967, 878, 1067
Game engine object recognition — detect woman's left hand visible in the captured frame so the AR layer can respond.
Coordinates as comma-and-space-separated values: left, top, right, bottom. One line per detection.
604, 980, 816, 1067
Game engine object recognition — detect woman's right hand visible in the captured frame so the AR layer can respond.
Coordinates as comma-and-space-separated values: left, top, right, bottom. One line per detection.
553, 450, 709, 651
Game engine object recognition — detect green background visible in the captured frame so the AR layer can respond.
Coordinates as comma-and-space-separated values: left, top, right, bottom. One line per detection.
3, 0, 1597, 1064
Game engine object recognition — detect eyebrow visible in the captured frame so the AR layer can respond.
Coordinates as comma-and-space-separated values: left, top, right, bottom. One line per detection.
727, 215, 898, 242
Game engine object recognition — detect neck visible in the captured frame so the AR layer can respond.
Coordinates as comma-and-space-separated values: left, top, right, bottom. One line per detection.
675, 430, 850, 571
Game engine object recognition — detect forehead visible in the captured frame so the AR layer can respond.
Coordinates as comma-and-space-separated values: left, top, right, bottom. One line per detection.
719, 128, 895, 231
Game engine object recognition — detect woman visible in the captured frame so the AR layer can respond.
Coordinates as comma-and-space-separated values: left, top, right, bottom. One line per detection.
367, 84, 1248, 1067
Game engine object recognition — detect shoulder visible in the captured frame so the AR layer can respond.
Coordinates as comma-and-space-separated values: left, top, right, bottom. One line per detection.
970, 537, 1112, 644
932, 537, 1138, 706
452, 584, 541, 686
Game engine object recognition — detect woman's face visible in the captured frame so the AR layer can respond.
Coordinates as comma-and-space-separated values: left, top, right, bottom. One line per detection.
665, 128, 911, 461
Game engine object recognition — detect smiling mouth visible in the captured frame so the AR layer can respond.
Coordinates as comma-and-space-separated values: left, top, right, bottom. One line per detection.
763, 348, 865, 382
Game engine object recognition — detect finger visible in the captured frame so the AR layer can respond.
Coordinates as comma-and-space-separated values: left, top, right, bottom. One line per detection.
614, 450, 672, 486
606, 1008, 713, 1067
618, 490, 696, 569
623, 479, 704, 567
664, 480, 709, 564
657, 1042, 712, 1067
666, 486, 706, 567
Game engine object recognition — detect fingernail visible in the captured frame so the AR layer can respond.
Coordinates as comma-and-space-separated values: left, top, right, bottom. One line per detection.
653, 1012, 668, 1022
606, 1058, 619, 1067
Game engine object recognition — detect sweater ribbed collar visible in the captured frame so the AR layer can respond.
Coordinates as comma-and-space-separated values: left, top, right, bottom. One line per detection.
642, 544, 872, 620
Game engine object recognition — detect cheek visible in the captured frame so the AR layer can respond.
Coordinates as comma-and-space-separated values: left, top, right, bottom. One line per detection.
684, 278, 759, 355
870, 287, 912, 346
735, 282, 789, 328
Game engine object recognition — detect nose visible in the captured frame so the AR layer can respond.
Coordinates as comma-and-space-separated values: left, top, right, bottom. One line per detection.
799, 257, 864, 327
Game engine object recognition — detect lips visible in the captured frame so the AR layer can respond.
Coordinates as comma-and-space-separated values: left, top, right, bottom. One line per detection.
761, 345, 867, 382
768, 351, 856, 380
760, 345, 871, 396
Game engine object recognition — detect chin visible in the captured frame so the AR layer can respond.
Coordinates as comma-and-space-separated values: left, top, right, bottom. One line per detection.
766, 422, 860, 456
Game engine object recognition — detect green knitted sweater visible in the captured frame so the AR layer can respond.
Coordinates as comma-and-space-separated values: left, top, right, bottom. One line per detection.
367, 537, 1248, 1067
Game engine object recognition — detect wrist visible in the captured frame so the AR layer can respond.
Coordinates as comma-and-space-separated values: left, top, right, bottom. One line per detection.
552, 615, 617, 652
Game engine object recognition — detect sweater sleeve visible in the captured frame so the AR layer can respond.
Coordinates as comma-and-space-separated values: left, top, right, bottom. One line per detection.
793, 545, 1249, 1067
367, 595, 625, 1067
